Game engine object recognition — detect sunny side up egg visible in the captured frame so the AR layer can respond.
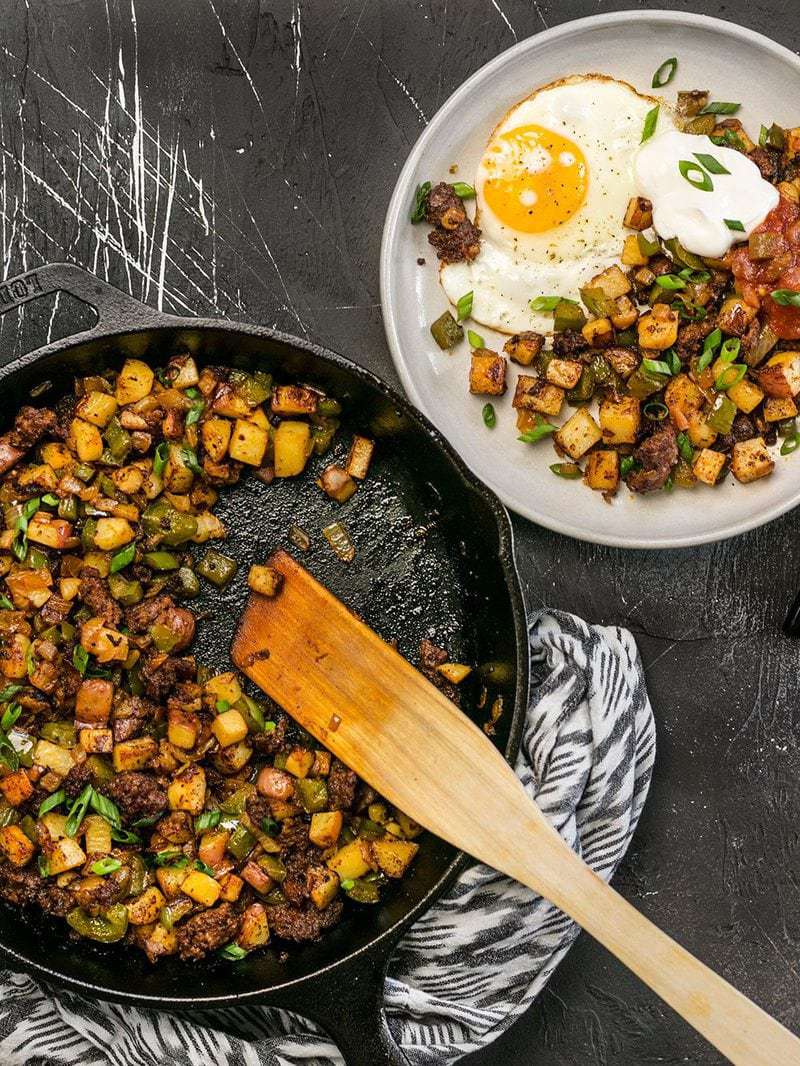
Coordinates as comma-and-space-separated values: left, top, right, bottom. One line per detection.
440, 75, 675, 335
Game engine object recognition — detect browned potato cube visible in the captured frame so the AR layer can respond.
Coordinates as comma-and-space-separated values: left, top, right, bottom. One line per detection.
599, 396, 641, 444
730, 437, 775, 483
0, 769, 33, 807
202, 418, 232, 462
502, 332, 544, 367
112, 736, 158, 772
589, 265, 632, 299
545, 358, 583, 390
76, 678, 113, 723
584, 450, 620, 493
270, 385, 319, 416
238, 902, 270, 948
346, 436, 375, 480
693, 448, 726, 486
638, 305, 679, 350
727, 377, 765, 414
309, 811, 344, 848
665, 374, 704, 424
611, 295, 638, 330
555, 409, 602, 460
167, 764, 207, 813
512, 376, 564, 418
581, 317, 613, 348
0, 825, 35, 867
26, 513, 76, 550
79, 728, 113, 754
687, 414, 718, 448
367, 837, 419, 878
757, 352, 800, 398
787, 127, 800, 159
317, 465, 357, 503
247, 564, 284, 597
621, 234, 649, 267
764, 395, 798, 421
605, 347, 640, 379
623, 196, 653, 230
717, 296, 758, 337
469, 350, 507, 395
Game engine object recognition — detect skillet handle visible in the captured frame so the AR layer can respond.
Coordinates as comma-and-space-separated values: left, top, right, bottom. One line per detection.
0, 262, 178, 359
271, 947, 408, 1066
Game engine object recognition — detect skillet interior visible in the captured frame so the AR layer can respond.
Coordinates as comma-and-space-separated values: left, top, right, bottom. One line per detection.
0, 323, 526, 1004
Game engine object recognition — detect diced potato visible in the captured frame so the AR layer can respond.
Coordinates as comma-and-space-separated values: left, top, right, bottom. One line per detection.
764, 395, 798, 421
273, 421, 312, 477
167, 705, 199, 749
70, 418, 103, 462
599, 396, 640, 444
0, 632, 30, 680
717, 296, 758, 337
589, 264, 632, 298
395, 812, 423, 839
164, 444, 194, 493
41, 812, 68, 839
245, 407, 270, 430
116, 359, 155, 404
0, 769, 33, 807
308, 867, 339, 911
758, 351, 800, 398
311, 750, 332, 777
83, 551, 111, 577
545, 358, 582, 389
502, 332, 543, 366
611, 295, 638, 330
26, 513, 75, 550
81, 617, 129, 663
190, 511, 226, 543
241, 860, 273, 894
155, 865, 188, 899
317, 465, 357, 503
182, 870, 221, 907
111, 464, 145, 495
367, 837, 419, 879
93, 517, 135, 551
469, 350, 507, 395
59, 577, 81, 601
346, 436, 375, 480
247, 564, 284, 597
623, 196, 653, 230
621, 234, 649, 266
581, 317, 613, 348
75, 678, 113, 723
201, 418, 232, 462
211, 709, 248, 748
137, 920, 177, 963
437, 662, 472, 684
79, 728, 113, 754
18, 464, 57, 491
555, 408, 602, 460
326, 840, 370, 881
270, 385, 319, 416
41, 442, 73, 470
731, 437, 775, 483
167, 764, 206, 814
0, 825, 35, 866
82, 813, 112, 855
584, 450, 620, 493
47, 836, 86, 875
219, 872, 244, 902
787, 127, 800, 159
638, 305, 679, 350
127, 886, 165, 925
76, 391, 118, 427
512, 376, 564, 418
228, 419, 269, 467
309, 811, 344, 849
692, 448, 726, 486
204, 672, 242, 706
32, 739, 75, 777
168, 354, 199, 389
112, 736, 158, 772
664, 374, 704, 428
198, 830, 230, 868
725, 377, 764, 414
237, 902, 271, 948
5, 569, 53, 610
687, 413, 718, 448
284, 748, 315, 778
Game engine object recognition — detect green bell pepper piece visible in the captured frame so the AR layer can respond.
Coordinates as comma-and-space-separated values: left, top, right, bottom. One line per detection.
196, 550, 237, 587
67, 903, 129, 943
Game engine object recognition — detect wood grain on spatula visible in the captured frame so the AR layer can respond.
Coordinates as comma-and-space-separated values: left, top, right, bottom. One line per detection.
232, 550, 800, 1066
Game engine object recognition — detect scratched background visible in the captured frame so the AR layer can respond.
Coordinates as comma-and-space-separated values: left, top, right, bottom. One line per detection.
1, 0, 799, 1062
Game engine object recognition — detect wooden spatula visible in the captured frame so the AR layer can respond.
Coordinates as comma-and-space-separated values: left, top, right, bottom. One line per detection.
232, 550, 800, 1066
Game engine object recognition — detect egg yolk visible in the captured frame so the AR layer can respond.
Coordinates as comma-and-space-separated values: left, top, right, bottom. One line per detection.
481, 124, 588, 233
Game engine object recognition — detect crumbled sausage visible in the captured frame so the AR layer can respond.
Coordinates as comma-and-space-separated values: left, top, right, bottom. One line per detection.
176, 902, 240, 960
627, 424, 678, 493
101, 771, 167, 822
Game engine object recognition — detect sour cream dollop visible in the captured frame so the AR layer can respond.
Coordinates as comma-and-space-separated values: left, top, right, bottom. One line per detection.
635, 130, 779, 258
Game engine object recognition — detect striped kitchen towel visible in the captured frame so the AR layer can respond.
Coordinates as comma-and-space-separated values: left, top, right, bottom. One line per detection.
0, 608, 655, 1065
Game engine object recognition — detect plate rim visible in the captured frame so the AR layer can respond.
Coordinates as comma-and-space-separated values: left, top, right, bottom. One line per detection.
380, 9, 800, 549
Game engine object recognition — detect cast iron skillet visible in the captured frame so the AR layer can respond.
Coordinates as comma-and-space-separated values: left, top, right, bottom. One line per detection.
0, 263, 528, 1065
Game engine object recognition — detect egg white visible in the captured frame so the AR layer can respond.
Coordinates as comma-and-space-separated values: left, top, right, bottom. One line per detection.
441, 75, 676, 334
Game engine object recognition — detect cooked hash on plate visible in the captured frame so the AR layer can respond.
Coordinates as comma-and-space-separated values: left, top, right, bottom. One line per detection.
414, 67, 800, 498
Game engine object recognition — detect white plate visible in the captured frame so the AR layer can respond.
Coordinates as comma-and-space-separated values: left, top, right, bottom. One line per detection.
380, 11, 800, 549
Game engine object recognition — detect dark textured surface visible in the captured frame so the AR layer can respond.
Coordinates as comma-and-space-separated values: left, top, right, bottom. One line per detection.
0, 0, 798, 1062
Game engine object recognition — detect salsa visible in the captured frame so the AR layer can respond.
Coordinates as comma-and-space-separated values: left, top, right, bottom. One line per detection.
730, 195, 800, 339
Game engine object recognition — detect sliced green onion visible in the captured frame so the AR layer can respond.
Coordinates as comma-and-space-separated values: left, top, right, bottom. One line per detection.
651, 57, 677, 88
261, 816, 280, 837
678, 267, 711, 284
724, 219, 745, 232
90, 790, 121, 828
110, 543, 136, 573
181, 446, 203, 476
700, 101, 740, 115
153, 441, 169, 477
153, 849, 187, 867
65, 784, 93, 837
781, 434, 800, 455
195, 810, 221, 833
643, 400, 669, 421
38, 854, 50, 878
771, 289, 800, 307
340, 879, 356, 891
0, 597, 12, 611
185, 387, 200, 399
410, 181, 431, 224
698, 328, 722, 370
637, 233, 660, 257
482, 403, 496, 429
663, 473, 674, 492
73, 645, 89, 677
91, 857, 122, 875
676, 432, 694, 463
215, 699, 230, 713
451, 182, 475, 199
456, 291, 473, 321
185, 400, 205, 426
549, 463, 582, 479
665, 349, 682, 375
0, 685, 22, 701
642, 358, 673, 376
529, 295, 564, 312
678, 160, 713, 192
714, 364, 746, 391
719, 338, 741, 363
711, 129, 745, 151
518, 423, 557, 444
467, 329, 485, 348
38, 789, 66, 818
655, 274, 686, 291
641, 105, 659, 144
193, 858, 216, 877
111, 826, 142, 845
41, 493, 60, 507
219, 942, 248, 960
620, 456, 638, 478
0, 704, 21, 732
692, 152, 730, 176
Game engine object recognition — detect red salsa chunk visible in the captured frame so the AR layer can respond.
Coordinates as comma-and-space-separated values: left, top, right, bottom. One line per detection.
730, 195, 800, 339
